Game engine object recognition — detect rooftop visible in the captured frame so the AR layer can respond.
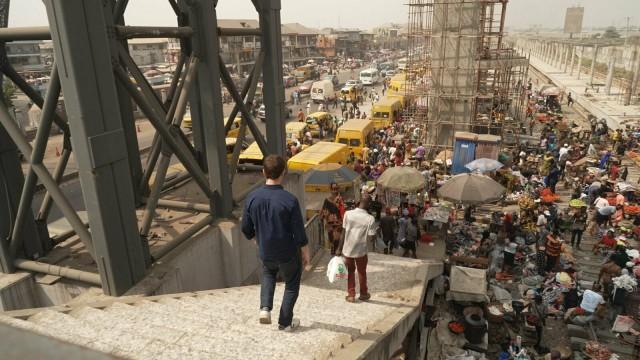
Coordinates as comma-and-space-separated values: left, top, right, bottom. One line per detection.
217, 19, 259, 29
282, 23, 319, 35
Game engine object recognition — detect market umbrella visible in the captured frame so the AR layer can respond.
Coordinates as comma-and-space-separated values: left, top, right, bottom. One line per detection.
541, 86, 561, 96
539, 84, 555, 92
305, 163, 359, 191
376, 166, 425, 193
464, 158, 504, 173
437, 173, 505, 205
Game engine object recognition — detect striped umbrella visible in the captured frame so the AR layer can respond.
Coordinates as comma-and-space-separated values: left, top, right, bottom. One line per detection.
304, 163, 359, 191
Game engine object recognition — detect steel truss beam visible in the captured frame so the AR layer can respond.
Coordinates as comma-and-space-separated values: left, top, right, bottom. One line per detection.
0, 25, 258, 41
0, 0, 287, 294
9, 65, 60, 257
44, 0, 148, 295
183, 0, 232, 216
253, 0, 287, 156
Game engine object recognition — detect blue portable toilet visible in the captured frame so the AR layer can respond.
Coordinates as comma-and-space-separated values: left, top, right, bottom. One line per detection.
452, 132, 477, 174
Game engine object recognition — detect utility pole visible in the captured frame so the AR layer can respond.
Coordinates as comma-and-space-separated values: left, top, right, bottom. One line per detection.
625, 17, 632, 46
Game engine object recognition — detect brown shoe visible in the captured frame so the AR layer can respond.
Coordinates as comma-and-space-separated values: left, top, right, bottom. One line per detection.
359, 293, 371, 301
345, 296, 356, 303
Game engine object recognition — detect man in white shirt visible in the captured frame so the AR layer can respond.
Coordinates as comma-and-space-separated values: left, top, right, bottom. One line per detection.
580, 287, 605, 313
338, 197, 376, 303
594, 195, 610, 210
559, 144, 569, 160
537, 210, 548, 230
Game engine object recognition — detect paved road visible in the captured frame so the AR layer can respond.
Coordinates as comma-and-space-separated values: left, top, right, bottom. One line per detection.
31, 65, 385, 224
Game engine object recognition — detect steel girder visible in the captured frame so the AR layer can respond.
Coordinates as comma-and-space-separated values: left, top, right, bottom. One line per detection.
0, 0, 287, 295
44, 0, 148, 295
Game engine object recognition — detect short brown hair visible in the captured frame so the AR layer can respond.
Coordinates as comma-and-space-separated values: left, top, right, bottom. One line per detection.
263, 155, 286, 179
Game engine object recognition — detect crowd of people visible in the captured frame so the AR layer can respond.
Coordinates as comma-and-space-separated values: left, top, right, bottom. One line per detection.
242, 66, 640, 359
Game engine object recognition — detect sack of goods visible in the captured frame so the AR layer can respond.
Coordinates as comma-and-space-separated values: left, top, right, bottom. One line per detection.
327, 256, 348, 283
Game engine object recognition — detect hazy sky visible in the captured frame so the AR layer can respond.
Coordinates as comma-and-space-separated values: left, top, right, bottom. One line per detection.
8, 0, 639, 31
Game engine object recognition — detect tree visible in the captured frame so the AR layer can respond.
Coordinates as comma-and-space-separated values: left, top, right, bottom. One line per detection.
603, 26, 621, 39
2, 80, 14, 108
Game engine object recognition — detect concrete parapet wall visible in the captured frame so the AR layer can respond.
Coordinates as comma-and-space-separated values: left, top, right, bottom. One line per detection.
126, 219, 260, 296
0, 273, 37, 311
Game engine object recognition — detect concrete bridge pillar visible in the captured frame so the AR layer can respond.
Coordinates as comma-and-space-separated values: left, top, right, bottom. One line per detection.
569, 46, 576, 75
589, 45, 599, 86
605, 48, 617, 95
577, 46, 583, 80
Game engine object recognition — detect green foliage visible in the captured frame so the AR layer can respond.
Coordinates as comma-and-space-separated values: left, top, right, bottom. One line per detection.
603, 27, 621, 39
2, 81, 15, 108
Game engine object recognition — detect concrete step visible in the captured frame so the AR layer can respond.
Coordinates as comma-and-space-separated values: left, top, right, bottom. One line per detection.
0, 253, 442, 359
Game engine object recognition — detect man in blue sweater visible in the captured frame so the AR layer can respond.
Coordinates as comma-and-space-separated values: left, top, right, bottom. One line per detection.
242, 155, 310, 331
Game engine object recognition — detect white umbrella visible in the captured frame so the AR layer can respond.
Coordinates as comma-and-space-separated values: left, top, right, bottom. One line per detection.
464, 158, 504, 173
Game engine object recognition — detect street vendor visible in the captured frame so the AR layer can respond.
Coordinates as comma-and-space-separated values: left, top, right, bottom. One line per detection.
539, 152, 554, 176
595, 205, 616, 230
564, 284, 606, 325
545, 230, 562, 273
321, 182, 345, 255
593, 229, 616, 254
598, 246, 630, 295
570, 208, 587, 249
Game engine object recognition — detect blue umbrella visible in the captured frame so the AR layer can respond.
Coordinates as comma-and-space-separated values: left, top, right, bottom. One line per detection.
305, 163, 359, 190
464, 158, 504, 173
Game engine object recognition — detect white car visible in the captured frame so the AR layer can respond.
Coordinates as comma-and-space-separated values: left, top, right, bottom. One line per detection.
345, 79, 363, 89
258, 105, 266, 121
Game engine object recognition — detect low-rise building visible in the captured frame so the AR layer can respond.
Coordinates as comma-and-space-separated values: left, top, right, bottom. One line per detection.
128, 38, 168, 66
6, 41, 44, 72
281, 23, 320, 67
316, 34, 337, 58
330, 28, 364, 58
218, 19, 261, 75
372, 23, 408, 50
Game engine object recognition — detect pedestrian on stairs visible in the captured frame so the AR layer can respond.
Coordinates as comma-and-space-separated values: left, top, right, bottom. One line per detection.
242, 155, 310, 331
337, 196, 376, 303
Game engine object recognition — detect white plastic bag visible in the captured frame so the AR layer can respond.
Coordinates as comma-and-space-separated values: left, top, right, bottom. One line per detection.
375, 233, 386, 251
326, 256, 347, 283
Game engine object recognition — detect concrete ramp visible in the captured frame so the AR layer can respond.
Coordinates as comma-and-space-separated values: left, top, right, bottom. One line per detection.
0, 253, 442, 359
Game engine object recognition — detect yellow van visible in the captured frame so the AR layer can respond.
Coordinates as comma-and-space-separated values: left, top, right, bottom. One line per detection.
294, 64, 316, 83
335, 119, 374, 157
371, 98, 403, 129
285, 122, 308, 145
183, 113, 242, 138
339, 86, 359, 103
305, 112, 335, 137
238, 141, 263, 166
288, 142, 349, 172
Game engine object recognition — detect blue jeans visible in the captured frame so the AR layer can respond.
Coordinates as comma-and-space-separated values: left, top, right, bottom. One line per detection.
260, 255, 302, 327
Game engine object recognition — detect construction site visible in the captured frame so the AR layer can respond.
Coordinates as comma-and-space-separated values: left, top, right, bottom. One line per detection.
403, 0, 529, 158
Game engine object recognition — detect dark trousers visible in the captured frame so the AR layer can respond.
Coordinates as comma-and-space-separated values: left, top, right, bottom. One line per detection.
545, 255, 558, 272
571, 230, 583, 247
260, 255, 302, 327
383, 237, 394, 254
344, 255, 368, 297
535, 325, 543, 346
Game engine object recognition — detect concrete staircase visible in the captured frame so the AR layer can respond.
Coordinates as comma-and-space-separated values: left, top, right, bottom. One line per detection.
0, 253, 443, 359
